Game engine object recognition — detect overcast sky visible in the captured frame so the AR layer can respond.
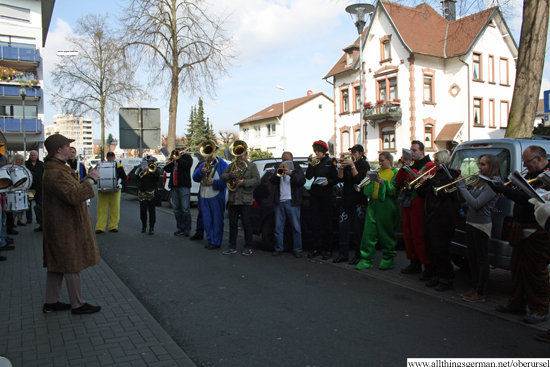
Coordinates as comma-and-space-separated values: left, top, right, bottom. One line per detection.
42, 0, 549, 143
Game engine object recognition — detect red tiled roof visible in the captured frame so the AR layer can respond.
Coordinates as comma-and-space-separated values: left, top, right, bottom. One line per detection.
236, 92, 333, 125
435, 122, 464, 142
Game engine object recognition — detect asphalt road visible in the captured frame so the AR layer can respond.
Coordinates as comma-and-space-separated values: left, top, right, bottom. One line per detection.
90, 193, 549, 367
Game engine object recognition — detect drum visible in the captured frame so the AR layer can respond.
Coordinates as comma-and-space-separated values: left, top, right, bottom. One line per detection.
4, 191, 28, 212
0, 168, 12, 190
8, 164, 29, 188
97, 162, 120, 193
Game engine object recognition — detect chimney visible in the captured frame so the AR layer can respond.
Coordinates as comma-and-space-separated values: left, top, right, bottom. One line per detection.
441, 0, 457, 21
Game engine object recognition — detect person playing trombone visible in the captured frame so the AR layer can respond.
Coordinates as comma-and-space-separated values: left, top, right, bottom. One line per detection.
334, 144, 370, 265
416, 150, 460, 291
137, 156, 160, 235
454, 154, 501, 302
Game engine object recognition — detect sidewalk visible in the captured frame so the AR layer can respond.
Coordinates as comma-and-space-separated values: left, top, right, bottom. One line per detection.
0, 223, 195, 367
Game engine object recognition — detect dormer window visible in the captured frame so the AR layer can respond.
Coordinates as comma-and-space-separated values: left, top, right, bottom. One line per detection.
380, 35, 392, 63
347, 52, 354, 66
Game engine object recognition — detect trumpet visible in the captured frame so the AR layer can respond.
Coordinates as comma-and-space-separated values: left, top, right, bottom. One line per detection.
308, 155, 321, 166
503, 169, 528, 186
354, 167, 381, 192
336, 154, 355, 168
139, 163, 157, 178
432, 171, 480, 195
276, 167, 285, 177
405, 166, 436, 190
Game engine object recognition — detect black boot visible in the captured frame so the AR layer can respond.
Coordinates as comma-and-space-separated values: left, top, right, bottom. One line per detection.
148, 227, 154, 235
141, 225, 146, 233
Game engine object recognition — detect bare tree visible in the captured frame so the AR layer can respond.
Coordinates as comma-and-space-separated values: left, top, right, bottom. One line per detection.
120, 0, 235, 152
50, 14, 147, 160
218, 130, 238, 146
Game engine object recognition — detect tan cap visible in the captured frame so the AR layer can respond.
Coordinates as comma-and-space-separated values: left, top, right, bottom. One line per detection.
45, 134, 74, 158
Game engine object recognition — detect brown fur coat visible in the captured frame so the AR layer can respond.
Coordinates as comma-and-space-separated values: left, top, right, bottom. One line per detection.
42, 158, 100, 272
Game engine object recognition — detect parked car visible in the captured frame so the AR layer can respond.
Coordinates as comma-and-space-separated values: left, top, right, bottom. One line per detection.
124, 163, 166, 206
448, 137, 550, 271
251, 157, 310, 174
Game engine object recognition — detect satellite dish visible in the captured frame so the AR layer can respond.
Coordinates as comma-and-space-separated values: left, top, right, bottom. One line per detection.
307, 90, 313, 96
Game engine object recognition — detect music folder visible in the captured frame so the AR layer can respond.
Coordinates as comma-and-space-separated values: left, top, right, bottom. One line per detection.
367, 170, 380, 182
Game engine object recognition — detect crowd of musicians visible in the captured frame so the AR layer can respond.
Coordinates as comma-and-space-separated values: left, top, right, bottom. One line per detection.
4, 133, 550, 338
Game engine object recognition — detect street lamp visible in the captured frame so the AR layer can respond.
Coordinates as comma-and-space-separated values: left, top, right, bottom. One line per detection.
276, 85, 286, 152
19, 86, 27, 159
346, 3, 375, 148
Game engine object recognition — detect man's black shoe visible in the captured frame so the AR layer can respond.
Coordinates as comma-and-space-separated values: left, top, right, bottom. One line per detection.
190, 234, 204, 241
207, 244, 220, 250
322, 251, 333, 260
7, 229, 18, 235
141, 226, 146, 233
0, 255, 6, 261
307, 250, 322, 259
495, 304, 527, 315
6, 237, 13, 241
6, 238, 14, 245
109, 229, 119, 233
174, 230, 185, 236
401, 263, 422, 274
17, 221, 26, 226
0, 245, 15, 251
34, 226, 43, 232
333, 256, 349, 263
349, 257, 361, 265
43, 301, 71, 313
95, 230, 104, 234
148, 227, 154, 235
419, 270, 433, 281
71, 303, 101, 314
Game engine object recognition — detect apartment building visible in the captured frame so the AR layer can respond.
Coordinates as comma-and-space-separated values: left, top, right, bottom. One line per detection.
45, 113, 94, 157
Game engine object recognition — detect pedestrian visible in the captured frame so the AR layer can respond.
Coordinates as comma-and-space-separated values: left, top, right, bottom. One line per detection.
416, 150, 461, 291
334, 144, 370, 265
192, 145, 228, 250
7, 154, 25, 231
42, 133, 102, 314
67, 147, 87, 180
190, 161, 205, 241
269, 151, 306, 258
25, 150, 44, 231
0, 154, 13, 260
137, 156, 160, 235
455, 154, 501, 302
220, 150, 260, 255
164, 142, 193, 236
355, 151, 401, 270
305, 140, 337, 260
395, 141, 435, 279
489, 145, 550, 324
95, 152, 126, 234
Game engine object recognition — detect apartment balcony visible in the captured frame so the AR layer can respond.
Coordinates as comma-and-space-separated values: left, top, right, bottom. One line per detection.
0, 45, 40, 65
363, 101, 402, 122
0, 85, 41, 100
0, 117, 43, 133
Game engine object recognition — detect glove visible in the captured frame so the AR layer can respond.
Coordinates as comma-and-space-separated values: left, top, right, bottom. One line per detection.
529, 198, 550, 228
486, 180, 506, 194
538, 171, 550, 186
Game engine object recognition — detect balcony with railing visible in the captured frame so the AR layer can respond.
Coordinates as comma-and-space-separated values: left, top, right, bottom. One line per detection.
364, 100, 402, 120
0, 45, 40, 63
0, 85, 41, 99
0, 117, 43, 133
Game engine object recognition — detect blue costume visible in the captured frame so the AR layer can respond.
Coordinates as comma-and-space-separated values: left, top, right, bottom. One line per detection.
192, 158, 228, 248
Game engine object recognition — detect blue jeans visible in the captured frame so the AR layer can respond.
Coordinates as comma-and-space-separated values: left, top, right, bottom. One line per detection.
274, 201, 302, 252
27, 194, 42, 224
171, 186, 191, 232
1, 210, 6, 246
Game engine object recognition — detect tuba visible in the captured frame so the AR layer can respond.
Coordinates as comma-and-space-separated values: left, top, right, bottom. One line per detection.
227, 140, 248, 192
139, 162, 157, 178
198, 140, 218, 185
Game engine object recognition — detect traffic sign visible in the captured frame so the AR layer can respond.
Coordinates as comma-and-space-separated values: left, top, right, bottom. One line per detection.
119, 107, 161, 150
544, 90, 550, 113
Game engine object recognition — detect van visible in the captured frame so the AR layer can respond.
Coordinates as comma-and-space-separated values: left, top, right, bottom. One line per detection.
448, 137, 550, 271
116, 158, 143, 175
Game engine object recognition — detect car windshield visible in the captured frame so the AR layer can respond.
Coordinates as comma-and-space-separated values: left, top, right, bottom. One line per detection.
450, 148, 511, 181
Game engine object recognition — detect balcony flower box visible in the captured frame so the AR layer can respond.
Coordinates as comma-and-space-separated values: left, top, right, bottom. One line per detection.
364, 102, 372, 108
393, 98, 401, 103
376, 99, 385, 105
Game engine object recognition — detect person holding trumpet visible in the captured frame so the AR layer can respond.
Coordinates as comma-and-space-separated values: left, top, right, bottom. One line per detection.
487, 145, 550, 324
137, 156, 160, 235
355, 152, 400, 270
415, 150, 460, 291
455, 154, 501, 302
306, 140, 337, 260
334, 144, 370, 265
269, 151, 306, 257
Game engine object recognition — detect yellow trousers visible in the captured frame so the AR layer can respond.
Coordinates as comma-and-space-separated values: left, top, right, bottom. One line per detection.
96, 191, 121, 231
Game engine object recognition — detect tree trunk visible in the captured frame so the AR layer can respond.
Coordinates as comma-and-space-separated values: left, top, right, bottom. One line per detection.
100, 103, 105, 161
167, 67, 179, 152
505, 0, 549, 138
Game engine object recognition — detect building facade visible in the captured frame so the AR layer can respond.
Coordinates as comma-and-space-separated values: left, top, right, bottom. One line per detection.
0, 0, 55, 156
236, 92, 335, 158
45, 113, 94, 157
324, 0, 518, 161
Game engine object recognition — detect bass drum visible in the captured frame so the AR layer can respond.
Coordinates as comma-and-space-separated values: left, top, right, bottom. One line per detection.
97, 162, 120, 193
6, 164, 33, 190
0, 168, 12, 191
4, 191, 29, 212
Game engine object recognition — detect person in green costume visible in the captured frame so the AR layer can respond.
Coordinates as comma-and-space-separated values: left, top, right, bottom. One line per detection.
356, 151, 401, 270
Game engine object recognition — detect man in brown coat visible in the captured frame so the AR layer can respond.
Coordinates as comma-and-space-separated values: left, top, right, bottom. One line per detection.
42, 134, 102, 314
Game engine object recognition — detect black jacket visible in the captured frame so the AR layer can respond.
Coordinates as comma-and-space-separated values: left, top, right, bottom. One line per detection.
338, 158, 370, 206
417, 168, 461, 218
26, 159, 44, 194
305, 155, 337, 197
269, 161, 306, 206
138, 168, 161, 192
164, 154, 193, 188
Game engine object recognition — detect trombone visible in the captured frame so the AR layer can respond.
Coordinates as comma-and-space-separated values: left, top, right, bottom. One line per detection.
432, 171, 480, 195
167, 149, 181, 164
405, 166, 436, 190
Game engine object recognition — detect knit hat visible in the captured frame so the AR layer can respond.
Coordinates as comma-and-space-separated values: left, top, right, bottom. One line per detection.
45, 134, 74, 158
175, 141, 185, 149
312, 140, 329, 154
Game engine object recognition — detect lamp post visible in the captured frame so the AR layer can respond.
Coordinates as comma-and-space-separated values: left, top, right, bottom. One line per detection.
19, 86, 27, 159
346, 3, 375, 148
276, 85, 286, 152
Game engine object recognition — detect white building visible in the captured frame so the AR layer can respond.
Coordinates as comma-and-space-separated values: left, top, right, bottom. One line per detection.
324, 0, 518, 161
45, 113, 94, 157
0, 0, 55, 156
235, 92, 335, 158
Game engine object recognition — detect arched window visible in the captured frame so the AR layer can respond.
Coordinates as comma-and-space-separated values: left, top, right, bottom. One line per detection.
342, 131, 350, 152
424, 125, 433, 149
382, 126, 395, 150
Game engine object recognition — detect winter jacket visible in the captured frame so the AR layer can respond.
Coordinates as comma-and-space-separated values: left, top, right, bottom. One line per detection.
338, 158, 370, 206
221, 160, 260, 205
164, 154, 193, 188
26, 159, 44, 195
269, 161, 306, 207
305, 155, 337, 197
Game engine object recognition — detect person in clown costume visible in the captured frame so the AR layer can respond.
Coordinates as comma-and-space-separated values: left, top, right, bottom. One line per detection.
355, 151, 401, 270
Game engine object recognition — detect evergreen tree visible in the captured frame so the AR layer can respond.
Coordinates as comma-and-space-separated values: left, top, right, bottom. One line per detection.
185, 97, 217, 152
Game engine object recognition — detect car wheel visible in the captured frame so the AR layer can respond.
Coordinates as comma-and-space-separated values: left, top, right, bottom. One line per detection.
451, 254, 470, 270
